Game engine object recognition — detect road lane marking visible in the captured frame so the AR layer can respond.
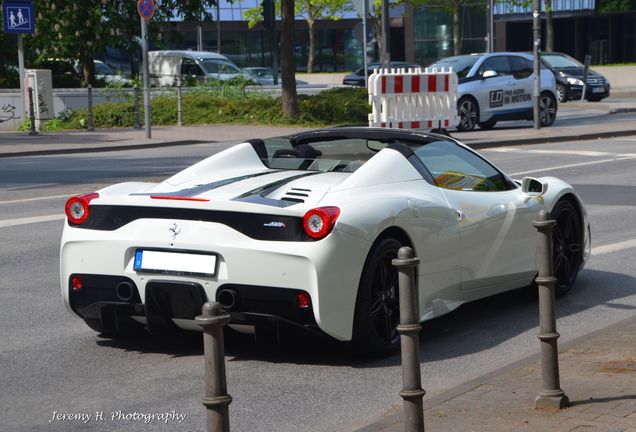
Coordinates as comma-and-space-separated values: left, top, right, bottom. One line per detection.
487, 148, 621, 157
592, 239, 636, 256
0, 194, 70, 205
510, 156, 636, 176
0, 214, 65, 228
0, 183, 59, 191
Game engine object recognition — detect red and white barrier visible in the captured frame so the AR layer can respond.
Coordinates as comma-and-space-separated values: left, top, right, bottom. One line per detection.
368, 68, 459, 130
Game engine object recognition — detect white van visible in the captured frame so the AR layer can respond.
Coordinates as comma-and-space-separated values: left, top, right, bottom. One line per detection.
148, 50, 243, 86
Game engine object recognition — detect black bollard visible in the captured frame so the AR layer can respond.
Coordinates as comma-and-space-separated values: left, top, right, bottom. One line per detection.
27, 87, 38, 136
393, 246, 426, 432
196, 302, 232, 432
533, 209, 569, 409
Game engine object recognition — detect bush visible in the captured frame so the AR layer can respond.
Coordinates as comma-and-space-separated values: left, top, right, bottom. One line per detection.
54, 87, 370, 129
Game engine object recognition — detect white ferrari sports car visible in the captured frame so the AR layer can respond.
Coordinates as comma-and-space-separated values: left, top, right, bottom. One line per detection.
61, 128, 589, 354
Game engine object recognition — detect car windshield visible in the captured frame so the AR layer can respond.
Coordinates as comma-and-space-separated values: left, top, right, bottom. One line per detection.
259, 138, 376, 173
257, 135, 451, 174
95, 62, 114, 75
199, 59, 241, 74
542, 54, 581, 69
428, 55, 480, 78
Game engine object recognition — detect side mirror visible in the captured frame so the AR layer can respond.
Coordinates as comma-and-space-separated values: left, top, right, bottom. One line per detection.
521, 177, 548, 196
482, 70, 498, 79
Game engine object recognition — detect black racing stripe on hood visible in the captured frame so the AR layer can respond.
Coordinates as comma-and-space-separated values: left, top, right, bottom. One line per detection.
233, 172, 321, 201
130, 171, 276, 198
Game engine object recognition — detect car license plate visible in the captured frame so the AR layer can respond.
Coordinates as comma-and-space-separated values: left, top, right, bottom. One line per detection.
592, 87, 604, 93
134, 249, 217, 277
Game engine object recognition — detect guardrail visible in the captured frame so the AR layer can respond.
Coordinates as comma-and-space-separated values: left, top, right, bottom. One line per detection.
368, 67, 459, 131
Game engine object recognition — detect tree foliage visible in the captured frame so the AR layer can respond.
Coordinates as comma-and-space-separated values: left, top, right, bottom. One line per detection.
244, 0, 350, 72
22, 0, 219, 86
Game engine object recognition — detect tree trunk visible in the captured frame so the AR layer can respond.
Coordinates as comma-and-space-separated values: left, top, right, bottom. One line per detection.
371, 16, 383, 64
453, 5, 462, 56
280, 0, 298, 118
546, 0, 554, 52
80, 53, 95, 87
307, 18, 316, 73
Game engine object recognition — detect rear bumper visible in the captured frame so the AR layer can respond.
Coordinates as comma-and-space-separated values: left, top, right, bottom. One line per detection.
67, 276, 322, 336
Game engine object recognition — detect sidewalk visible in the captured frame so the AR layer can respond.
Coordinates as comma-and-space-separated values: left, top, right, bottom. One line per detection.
1, 100, 635, 158
357, 315, 636, 432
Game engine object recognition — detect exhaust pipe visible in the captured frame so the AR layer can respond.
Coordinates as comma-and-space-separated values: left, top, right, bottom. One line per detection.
217, 289, 239, 310
116, 281, 134, 302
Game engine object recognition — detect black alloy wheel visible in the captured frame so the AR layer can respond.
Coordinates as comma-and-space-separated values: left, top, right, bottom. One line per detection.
556, 84, 566, 103
457, 97, 479, 131
539, 92, 557, 126
551, 200, 583, 296
353, 237, 403, 355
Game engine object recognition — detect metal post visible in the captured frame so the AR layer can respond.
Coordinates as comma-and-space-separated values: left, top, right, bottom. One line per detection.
141, 17, 152, 139
381, 0, 390, 68
27, 87, 37, 136
393, 247, 426, 432
581, 54, 591, 101
486, 0, 494, 53
533, 210, 569, 410
133, 85, 141, 129
196, 302, 232, 432
18, 35, 26, 122
362, 0, 369, 87
532, 0, 541, 130
87, 85, 95, 131
177, 81, 183, 127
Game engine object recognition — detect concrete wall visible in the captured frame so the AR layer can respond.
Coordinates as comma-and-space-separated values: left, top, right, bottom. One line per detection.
0, 88, 132, 131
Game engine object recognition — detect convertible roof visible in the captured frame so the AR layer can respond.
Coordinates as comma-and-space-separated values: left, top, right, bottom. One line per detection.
290, 127, 451, 147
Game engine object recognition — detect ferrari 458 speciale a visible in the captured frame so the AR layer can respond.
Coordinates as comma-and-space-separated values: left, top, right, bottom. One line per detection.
61, 128, 589, 354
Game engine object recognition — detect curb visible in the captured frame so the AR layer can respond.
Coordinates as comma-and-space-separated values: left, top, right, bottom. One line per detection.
466, 128, 636, 150
0, 139, 209, 158
2, 128, 636, 158
353, 313, 636, 432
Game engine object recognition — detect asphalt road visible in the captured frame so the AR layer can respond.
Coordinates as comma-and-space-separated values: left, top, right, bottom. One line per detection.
1, 135, 636, 432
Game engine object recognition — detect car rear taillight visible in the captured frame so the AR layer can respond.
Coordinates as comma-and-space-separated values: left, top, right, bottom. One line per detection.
71, 275, 83, 292
65, 192, 99, 225
297, 291, 311, 308
303, 206, 340, 239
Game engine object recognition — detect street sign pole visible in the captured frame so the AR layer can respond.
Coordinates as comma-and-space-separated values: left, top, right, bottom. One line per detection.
532, 0, 541, 130
3, 0, 35, 127
17, 34, 26, 121
141, 16, 151, 139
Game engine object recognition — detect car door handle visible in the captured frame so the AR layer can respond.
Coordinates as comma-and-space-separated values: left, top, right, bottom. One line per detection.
455, 210, 465, 221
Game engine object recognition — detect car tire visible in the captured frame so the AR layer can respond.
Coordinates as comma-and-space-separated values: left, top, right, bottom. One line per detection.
353, 237, 403, 356
478, 118, 497, 130
551, 199, 583, 297
457, 97, 479, 131
556, 84, 566, 103
539, 92, 557, 127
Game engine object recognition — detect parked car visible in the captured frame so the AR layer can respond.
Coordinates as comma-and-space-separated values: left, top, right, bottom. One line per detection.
242, 67, 308, 86
93, 60, 131, 86
343, 62, 421, 86
60, 127, 589, 355
428, 52, 558, 131
540, 52, 610, 103
148, 50, 243, 86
